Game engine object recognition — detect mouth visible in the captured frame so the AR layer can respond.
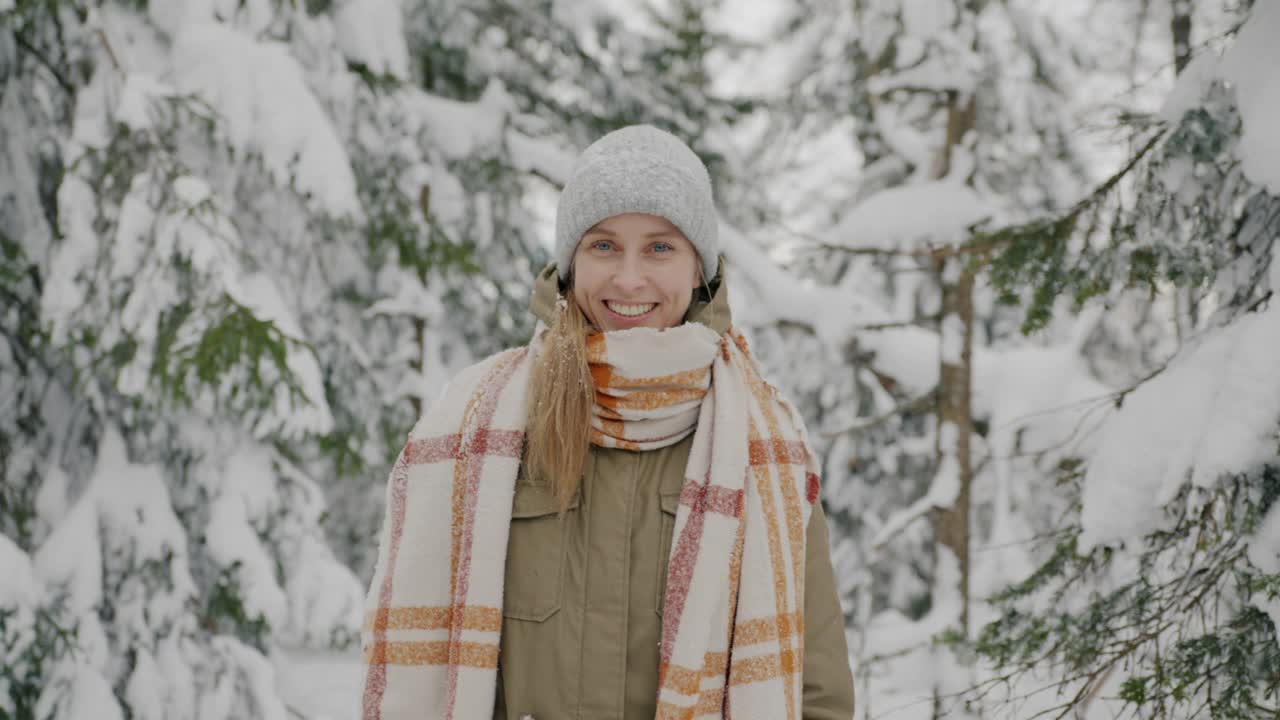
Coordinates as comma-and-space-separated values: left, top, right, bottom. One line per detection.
604, 300, 657, 320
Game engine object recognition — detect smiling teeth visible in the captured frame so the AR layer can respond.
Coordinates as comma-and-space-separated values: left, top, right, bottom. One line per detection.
608, 302, 655, 317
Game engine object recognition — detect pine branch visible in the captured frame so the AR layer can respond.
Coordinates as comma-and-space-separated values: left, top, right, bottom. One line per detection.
12, 28, 74, 96
961, 129, 1168, 262
818, 386, 937, 438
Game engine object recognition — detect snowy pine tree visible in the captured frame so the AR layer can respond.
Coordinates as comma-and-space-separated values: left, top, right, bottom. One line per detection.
7, 1, 1279, 718
964, 2, 1280, 716
1, 1, 438, 716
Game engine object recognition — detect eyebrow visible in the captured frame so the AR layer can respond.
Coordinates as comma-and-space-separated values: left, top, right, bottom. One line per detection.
583, 227, 680, 239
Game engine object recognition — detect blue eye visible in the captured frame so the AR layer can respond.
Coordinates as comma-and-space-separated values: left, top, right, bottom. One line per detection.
590, 239, 614, 251
652, 242, 674, 253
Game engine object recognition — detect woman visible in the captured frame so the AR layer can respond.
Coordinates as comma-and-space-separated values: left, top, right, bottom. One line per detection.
360, 125, 854, 720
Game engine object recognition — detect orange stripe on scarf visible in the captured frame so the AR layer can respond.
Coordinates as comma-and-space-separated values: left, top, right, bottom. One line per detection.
363, 640, 498, 668
586, 330, 711, 450
363, 605, 502, 633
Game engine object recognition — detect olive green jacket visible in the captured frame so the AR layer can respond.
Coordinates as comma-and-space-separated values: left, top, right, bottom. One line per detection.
494, 265, 854, 719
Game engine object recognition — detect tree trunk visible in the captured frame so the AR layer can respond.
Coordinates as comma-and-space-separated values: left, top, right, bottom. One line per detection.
1171, 0, 1192, 75
932, 256, 974, 632
411, 184, 432, 420
932, 88, 976, 635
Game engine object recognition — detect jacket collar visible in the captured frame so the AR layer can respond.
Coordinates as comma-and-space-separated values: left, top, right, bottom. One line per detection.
529, 257, 732, 335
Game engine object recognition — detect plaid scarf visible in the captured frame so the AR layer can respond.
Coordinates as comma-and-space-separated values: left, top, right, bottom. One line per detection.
360, 322, 821, 720
587, 325, 715, 451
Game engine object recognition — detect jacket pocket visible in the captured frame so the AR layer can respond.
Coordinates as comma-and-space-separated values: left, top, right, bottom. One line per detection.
655, 491, 681, 616
504, 484, 576, 622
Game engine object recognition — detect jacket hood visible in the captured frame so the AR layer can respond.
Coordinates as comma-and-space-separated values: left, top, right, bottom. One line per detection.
530, 257, 732, 335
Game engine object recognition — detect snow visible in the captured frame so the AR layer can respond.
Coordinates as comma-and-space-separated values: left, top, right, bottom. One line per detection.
36, 458, 72, 531
975, 337, 1114, 592
165, 177, 241, 274
93, 428, 199, 641
93, 425, 192, 571
149, 0, 274, 38
506, 128, 577, 184
29, 426, 200, 711
401, 79, 513, 161
205, 446, 291, 630
1156, 2, 1280, 193
169, 22, 361, 217
862, 547, 965, 719
37, 664, 125, 720
720, 221, 891, 348
335, 0, 409, 79
828, 178, 994, 251
873, 421, 962, 548
111, 174, 160, 284
66, 69, 116, 151
0, 534, 39, 608
873, 102, 936, 171
221, 638, 290, 720
412, 162, 470, 232
105, 175, 240, 395
751, 118, 864, 233
82, 167, 334, 436
0, 536, 43, 717
939, 312, 965, 365
282, 534, 365, 647
11, 1, 1279, 718
364, 276, 446, 321
224, 272, 335, 439
155, 634, 197, 720
1249, 499, 1280, 635
901, 0, 957, 40
274, 648, 362, 720
1248, 486, 1280, 643
1158, 52, 1220, 123
706, 27, 815, 100
706, 0, 790, 42
1079, 291, 1280, 552
1220, 0, 1280, 194
32, 482, 103, 618
126, 650, 166, 720
867, 53, 981, 95
206, 637, 290, 720
857, 327, 944, 397
41, 177, 99, 345
115, 73, 173, 132
123, 637, 198, 720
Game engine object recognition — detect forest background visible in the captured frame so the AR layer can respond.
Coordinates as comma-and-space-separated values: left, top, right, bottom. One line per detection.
3, 0, 1280, 718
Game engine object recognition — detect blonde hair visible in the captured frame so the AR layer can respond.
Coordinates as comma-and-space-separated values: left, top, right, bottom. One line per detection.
525, 287, 593, 512
523, 258, 714, 512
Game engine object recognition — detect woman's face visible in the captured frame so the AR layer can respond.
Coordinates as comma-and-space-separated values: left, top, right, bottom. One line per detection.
571, 213, 701, 332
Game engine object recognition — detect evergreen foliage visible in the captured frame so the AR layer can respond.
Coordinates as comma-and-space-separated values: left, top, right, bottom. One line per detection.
3, 1, 1279, 718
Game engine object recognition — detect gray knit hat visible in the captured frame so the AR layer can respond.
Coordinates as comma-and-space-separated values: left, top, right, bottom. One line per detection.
555, 124, 719, 282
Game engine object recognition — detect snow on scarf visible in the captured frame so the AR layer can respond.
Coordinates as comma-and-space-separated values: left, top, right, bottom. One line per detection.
359, 321, 821, 720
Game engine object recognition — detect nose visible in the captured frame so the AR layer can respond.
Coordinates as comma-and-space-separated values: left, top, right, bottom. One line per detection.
613, 255, 646, 294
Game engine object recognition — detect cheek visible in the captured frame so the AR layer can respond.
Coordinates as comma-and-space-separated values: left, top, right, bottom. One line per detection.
571, 253, 604, 293
662, 278, 697, 324
571, 288, 590, 312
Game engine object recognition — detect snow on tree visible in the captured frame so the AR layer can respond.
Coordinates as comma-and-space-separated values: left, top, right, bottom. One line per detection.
7, 0, 1278, 718
706, 0, 1117, 714
2, 0, 791, 716
964, 2, 1280, 717
0, 1, 472, 716
698, 0, 1278, 718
